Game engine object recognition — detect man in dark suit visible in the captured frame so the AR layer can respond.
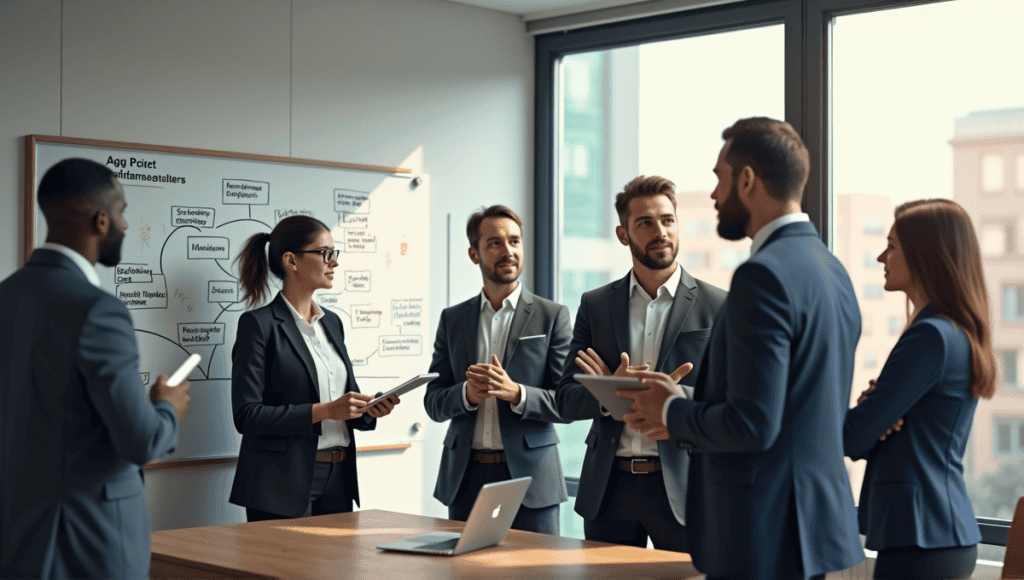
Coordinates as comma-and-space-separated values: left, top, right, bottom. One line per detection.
545, 176, 726, 552
622, 117, 863, 580
424, 205, 571, 535
0, 158, 191, 578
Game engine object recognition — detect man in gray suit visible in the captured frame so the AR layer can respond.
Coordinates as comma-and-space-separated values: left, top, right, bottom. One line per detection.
0, 158, 191, 579
544, 175, 726, 552
424, 205, 572, 535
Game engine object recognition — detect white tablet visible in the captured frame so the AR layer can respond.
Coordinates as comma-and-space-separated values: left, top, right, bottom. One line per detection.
574, 374, 647, 421
361, 372, 439, 408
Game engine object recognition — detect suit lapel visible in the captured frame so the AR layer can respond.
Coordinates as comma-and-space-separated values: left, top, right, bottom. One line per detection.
609, 272, 631, 359
460, 295, 483, 368
502, 288, 534, 366
655, 268, 697, 372
270, 295, 320, 397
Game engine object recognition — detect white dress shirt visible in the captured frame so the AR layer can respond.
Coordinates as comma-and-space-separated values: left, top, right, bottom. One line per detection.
462, 282, 528, 450
281, 293, 351, 450
660, 213, 810, 426
616, 264, 682, 458
40, 243, 101, 287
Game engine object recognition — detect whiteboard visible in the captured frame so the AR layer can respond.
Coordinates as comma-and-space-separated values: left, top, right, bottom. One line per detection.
25, 136, 431, 464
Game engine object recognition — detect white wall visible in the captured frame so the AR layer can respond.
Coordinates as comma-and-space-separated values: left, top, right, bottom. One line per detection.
0, 0, 533, 530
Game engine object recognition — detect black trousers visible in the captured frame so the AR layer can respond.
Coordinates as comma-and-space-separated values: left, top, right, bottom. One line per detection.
583, 467, 688, 553
448, 458, 560, 535
873, 544, 977, 580
246, 453, 351, 522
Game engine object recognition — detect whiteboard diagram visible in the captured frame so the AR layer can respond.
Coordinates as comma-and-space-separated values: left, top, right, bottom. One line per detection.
28, 137, 431, 462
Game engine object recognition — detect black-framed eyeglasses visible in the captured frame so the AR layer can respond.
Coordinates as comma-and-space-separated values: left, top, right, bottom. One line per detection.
295, 248, 340, 263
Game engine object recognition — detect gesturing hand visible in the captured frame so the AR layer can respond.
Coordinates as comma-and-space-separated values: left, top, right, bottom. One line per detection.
466, 355, 522, 405
575, 350, 650, 378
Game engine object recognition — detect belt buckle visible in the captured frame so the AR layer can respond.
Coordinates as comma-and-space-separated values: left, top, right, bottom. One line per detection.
630, 458, 646, 474
333, 450, 343, 462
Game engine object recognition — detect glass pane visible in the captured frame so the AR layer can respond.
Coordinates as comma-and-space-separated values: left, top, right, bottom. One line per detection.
833, 0, 1024, 539
555, 25, 784, 539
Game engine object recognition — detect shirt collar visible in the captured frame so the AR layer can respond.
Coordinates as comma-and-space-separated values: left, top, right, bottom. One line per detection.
480, 281, 523, 314
749, 212, 810, 256
629, 263, 681, 300
40, 243, 101, 287
280, 291, 324, 326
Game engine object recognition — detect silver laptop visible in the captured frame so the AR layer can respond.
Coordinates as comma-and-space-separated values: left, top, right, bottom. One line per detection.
377, 476, 532, 556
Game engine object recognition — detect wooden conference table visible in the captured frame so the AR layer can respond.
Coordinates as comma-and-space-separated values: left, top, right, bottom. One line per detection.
150, 508, 701, 579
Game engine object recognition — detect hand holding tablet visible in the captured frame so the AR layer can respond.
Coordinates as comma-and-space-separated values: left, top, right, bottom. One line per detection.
361, 373, 438, 409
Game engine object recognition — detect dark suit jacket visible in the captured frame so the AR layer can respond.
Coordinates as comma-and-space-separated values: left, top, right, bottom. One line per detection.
424, 288, 571, 509
549, 267, 726, 524
844, 305, 981, 551
229, 294, 375, 518
667, 221, 864, 579
0, 249, 179, 578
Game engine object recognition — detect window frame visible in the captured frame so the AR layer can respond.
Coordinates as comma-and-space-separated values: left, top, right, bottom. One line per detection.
534, 0, 1010, 547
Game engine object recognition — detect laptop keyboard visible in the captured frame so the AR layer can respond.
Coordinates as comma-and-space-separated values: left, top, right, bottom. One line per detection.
420, 537, 460, 552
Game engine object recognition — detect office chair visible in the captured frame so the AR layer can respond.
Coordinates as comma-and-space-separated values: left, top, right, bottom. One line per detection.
1003, 494, 1024, 579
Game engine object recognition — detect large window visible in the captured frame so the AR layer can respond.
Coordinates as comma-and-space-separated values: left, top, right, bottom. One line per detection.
552, 25, 784, 540
831, 0, 1024, 564
537, 0, 1022, 559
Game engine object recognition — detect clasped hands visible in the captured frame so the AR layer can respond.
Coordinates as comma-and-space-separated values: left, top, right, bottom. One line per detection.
575, 348, 693, 441
466, 354, 521, 406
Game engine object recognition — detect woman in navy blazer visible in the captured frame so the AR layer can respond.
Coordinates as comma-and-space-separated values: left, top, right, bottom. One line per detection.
844, 199, 996, 580
229, 216, 399, 522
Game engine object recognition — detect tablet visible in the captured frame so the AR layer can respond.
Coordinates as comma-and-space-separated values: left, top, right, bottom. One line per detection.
574, 374, 647, 421
361, 372, 439, 408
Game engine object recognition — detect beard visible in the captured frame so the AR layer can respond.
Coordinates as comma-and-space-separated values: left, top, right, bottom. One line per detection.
628, 235, 678, 271
481, 256, 521, 285
97, 225, 125, 267
716, 180, 751, 241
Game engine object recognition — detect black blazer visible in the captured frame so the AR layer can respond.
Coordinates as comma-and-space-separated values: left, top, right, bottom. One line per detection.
229, 294, 375, 517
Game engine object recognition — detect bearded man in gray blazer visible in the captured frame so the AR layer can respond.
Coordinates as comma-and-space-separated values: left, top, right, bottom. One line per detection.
534, 176, 726, 552
0, 158, 191, 578
424, 205, 571, 535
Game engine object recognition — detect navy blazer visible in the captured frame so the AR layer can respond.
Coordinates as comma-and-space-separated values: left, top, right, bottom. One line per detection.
667, 221, 864, 579
844, 305, 981, 551
548, 267, 726, 524
424, 287, 572, 510
229, 294, 375, 518
0, 250, 179, 578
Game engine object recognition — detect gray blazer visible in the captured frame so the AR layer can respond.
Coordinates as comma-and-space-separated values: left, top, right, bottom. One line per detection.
544, 268, 726, 524
424, 288, 572, 509
0, 249, 179, 578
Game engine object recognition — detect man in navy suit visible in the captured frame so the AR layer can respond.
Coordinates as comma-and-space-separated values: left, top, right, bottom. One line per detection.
622, 118, 863, 580
543, 176, 726, 552
0, 158, 191, 578
424, 205, 571, 535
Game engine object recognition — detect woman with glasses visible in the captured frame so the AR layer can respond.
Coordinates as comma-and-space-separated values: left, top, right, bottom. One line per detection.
228, 215, 400, 522
844, 199, 995, 579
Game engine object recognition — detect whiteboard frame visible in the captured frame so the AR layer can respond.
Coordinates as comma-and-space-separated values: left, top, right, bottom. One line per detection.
23, 134, 410, 264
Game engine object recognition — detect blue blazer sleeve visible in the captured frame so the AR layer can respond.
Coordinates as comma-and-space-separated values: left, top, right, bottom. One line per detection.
667, 262, 789, 452
78, 294, 178, 465
231, 311, 318, 438
844, 321, 946, 460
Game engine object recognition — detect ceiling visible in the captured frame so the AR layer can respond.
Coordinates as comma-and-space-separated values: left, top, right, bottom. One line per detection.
444, 0, 652, 21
